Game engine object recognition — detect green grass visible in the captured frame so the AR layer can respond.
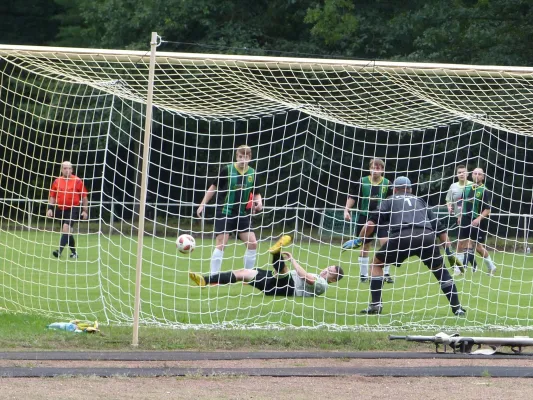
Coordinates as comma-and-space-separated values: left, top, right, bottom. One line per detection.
2, 229, 533, 338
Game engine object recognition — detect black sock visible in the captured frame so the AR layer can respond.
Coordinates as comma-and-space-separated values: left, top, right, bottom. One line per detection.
463, 252, 469, 268
59, 234, 68, 254
68, 235, 76, 254
432, 266, 460, 310
370, 277, 384, 305
271, 252, 286, 273
467, 249, 477, 269
204, 271, 237, 285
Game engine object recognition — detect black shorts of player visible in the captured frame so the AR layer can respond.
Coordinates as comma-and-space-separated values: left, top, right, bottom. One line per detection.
446, 215, 459, 239
356, 214, 387, 244
55, 207, 80, 227
374, 227, 443, 269
248, 269, 295, 296
214, 211, 253, 237
458, 224, 486, 243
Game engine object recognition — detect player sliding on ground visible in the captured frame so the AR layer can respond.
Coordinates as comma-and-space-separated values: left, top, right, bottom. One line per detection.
351, 177, 466, 316
189, 235, 344, 296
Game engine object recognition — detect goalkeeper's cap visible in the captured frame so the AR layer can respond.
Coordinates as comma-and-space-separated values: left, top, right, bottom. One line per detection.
393, 176, 412, 188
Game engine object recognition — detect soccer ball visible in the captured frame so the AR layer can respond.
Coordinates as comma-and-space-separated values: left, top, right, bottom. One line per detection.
176, 234, 195, 254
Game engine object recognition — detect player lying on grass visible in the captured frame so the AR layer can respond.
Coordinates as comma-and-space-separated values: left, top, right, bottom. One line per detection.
350, 177, 466, 316
189, 235, 344, 296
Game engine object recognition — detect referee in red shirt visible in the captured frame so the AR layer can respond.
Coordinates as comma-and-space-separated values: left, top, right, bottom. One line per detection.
46, 161, 89, 259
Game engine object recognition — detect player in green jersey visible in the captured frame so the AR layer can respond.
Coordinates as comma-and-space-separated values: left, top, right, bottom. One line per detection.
342, 158, 393, 283
457, 167, 496, 275
197, 145, 263, 275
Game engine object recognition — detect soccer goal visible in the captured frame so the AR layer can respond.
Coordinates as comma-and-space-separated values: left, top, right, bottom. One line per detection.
0, 39, 532, 332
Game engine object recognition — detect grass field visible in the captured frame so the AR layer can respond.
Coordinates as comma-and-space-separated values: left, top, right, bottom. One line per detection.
2, 229, 533, 336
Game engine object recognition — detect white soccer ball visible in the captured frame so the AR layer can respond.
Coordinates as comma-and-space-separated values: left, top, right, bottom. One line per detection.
176, 234, 195, 254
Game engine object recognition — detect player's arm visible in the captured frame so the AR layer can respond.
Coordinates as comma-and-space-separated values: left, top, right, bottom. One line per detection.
197, 166, 227, 217
282, 252, 316, 285
47, 180, 57, 217
79, 179, 89, 220
344, 182, 359, 221
445, 186, 454, 214
472, 190, 491, 227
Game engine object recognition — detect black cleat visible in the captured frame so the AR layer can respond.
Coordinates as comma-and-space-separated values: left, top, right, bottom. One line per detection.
70, 252, 78, 259
454, 307, 467, 317
384, 274, 394, 284
360, 304, 383, 314
360, 275, 369, 283
52, 250, 60, 258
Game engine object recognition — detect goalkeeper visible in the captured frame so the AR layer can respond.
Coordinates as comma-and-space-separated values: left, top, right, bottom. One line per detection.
189, 235, 344, 296
352, 177, 466, 316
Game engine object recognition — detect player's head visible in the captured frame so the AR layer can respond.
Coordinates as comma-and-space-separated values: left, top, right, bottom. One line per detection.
393, 176, 412, 194
61, 161, 73, 178
235, 145, 252, 168
456, 164, 468, 183
472, 167, 485, 184
369, 158, 385, 178
320, 265, 344, 283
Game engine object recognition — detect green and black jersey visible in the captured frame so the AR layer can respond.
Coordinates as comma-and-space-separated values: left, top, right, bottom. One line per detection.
461, 184, 491, 224
348, 175, 391, 216
211, 163, 258, 217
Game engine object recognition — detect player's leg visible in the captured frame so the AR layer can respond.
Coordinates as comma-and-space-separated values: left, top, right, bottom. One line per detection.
189, 268, 258, 287
237, 216, 257, 270
361, 237, 402, 314
67, 207, 80, 259
377, 233, 393, 284
456, 227, 469, 270
475, 231, 496, 274
359, 241, 371, 282
210, 233, 229, 274
53, 209, 70, 258
420, 232, 465, 316
271, 252, 290, 275
211, 213, 235, 274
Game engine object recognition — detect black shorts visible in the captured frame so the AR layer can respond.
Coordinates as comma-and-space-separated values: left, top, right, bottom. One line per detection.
214, 212, 253, 236
458, 225, 486, 243
374, 227, 443, 269
249, 269, 295, 296
356, 214, 387, 244
55, 207, 80, 227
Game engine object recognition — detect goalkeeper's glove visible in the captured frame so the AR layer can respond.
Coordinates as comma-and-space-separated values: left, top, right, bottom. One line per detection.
342, 238, 364, 252
445, 247, 464, 272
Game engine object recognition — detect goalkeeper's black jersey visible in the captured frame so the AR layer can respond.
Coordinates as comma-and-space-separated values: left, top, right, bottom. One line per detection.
368, 193, 445, 236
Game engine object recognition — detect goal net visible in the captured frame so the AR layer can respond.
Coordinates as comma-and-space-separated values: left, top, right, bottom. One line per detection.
0, 43, 532, 331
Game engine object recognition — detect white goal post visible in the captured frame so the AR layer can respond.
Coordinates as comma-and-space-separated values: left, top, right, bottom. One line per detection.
0, 37, 532, 333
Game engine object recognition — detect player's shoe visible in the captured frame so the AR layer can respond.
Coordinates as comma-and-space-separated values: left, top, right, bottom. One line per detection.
52, 250, 60, 258
360, 275, 368, 283
454, 307, 467, 317
487, 266, 496, 276
269, 235, 292, 254
189, 272, 206, 287
384, 274, 394, 284
453, 267, 463, 276
341, 238, 363, 252
360, 304, 382, 315
69, 252, 78, 260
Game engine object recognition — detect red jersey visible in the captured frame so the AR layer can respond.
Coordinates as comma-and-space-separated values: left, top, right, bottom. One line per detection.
50, 175, 88, 210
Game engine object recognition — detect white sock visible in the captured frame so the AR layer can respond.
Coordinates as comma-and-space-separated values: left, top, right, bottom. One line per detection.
484, 255, 496, 271
243, 249, 257, 269
210, 249, 224, 274
456, 252, 465, 266
383, 265, 391, 275
359, 257, 369, 277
